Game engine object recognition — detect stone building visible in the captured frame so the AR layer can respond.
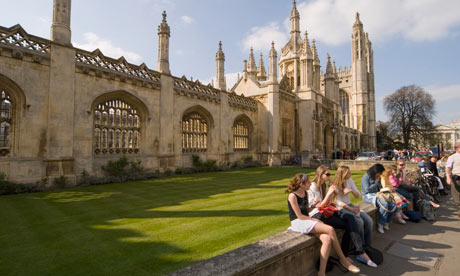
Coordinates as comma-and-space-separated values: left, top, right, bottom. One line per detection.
0, 0, 376, 183
433, 121, 460, 150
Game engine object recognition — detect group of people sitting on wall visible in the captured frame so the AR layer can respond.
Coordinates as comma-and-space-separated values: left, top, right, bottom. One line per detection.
285, 160, 449, 276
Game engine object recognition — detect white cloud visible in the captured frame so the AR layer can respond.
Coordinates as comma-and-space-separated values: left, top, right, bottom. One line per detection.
295, 0, 460, 45
245, 0, 460, 47
425, 83, 460, 102
181, 15, 194, 24
74, 32, 142, 64
242, 22, 288, 53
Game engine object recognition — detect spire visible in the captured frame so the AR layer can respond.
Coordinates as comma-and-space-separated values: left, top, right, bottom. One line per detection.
248, 47, 257, 74
51, 0, 72, 45
216, 41, 224, 60
354, 12, 363, 27
158, 11, 170, 35
257, 53, 267, 81
269, 41, 278, 84
332, 60, 337, 74
157, 11, 171, 74
312, 39, 320, 65
290, 0, 300, 35
215, 41, 226, 91
326, 53, 333, 74
302, 31, 312, 57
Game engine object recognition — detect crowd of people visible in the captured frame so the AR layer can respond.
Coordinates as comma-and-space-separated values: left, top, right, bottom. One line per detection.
285, 152, 459, 276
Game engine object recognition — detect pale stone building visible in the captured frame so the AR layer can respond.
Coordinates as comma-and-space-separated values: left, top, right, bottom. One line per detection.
433, 121, 460, 150
0, 0, 376, 183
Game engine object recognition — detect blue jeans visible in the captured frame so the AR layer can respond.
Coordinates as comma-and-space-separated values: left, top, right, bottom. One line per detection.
340, 205, 373, 248
363, 193, 395, 226
396, 187, 414, 201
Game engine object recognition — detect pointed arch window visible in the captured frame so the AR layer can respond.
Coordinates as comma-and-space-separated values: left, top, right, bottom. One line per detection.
93, 99, 140, 154
182, 112, 207, 152
0, 90, 12, 156
340, 90, 350, 127
233, 120, 249, 150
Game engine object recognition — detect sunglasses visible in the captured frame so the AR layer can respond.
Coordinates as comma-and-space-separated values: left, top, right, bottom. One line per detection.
325, 173, 331, 176
399, 164, 405, 166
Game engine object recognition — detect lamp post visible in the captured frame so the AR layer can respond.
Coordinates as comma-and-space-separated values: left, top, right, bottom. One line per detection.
331, 125, 337, 159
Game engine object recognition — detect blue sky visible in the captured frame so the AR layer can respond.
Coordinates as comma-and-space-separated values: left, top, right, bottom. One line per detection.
1, 0, 460, 124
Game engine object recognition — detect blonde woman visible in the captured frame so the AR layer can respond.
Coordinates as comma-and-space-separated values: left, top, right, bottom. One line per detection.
332, 166, 377, 267
287, 173, 360, 275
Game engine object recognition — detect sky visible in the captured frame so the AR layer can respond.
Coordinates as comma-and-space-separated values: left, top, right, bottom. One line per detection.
1, 0, 460, 124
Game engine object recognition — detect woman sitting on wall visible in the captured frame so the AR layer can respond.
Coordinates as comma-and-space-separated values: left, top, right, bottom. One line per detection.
287, 173, 360, 276
361, 164, 396, 233
332, 165, 377, 267
309, 165, 367, 263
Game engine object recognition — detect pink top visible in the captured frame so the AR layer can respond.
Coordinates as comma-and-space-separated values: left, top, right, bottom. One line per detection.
389, 174, 401, 187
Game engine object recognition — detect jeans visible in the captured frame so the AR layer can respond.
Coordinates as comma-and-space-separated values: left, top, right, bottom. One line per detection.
340, 204, 373, 249
399, 184, 421, 211
315, 212, 351, 256
363, 193, 395, 226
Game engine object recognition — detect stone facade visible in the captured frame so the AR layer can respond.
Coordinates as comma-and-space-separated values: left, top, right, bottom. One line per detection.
0, 0, 376, 183
433, 121, 460, 150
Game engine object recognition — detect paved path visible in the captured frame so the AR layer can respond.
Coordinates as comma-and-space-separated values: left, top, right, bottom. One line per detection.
329, 193, 460, 276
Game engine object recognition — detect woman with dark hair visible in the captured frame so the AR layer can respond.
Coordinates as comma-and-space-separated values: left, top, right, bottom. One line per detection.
287, 173, 360, 275
361, 164, 396, 233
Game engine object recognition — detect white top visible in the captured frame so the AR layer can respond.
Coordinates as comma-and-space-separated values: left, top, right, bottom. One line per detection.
446, 152, 460, 175
308, 181, 327, 217
335, 178, 361, 208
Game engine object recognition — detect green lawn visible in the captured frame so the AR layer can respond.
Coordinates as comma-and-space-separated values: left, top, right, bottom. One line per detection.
0, 167, 365, 276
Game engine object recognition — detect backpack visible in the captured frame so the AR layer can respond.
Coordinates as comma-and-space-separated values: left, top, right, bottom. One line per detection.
365, 247, 384, 265
420, 199, 436, 221
403, 210, 421, 223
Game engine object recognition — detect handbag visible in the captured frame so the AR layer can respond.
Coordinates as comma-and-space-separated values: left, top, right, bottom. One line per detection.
375, 189, 397, 212
318, 201, 338, 218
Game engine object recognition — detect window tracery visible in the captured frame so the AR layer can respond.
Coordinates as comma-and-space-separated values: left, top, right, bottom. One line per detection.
233, 120, 249, 150
0, 90, 12, 156
182, 112, 207, 152
93, 99, 140, 154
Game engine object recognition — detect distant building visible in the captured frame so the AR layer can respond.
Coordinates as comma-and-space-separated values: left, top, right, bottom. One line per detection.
433, 121, 460, 150
0, 0, 376, 183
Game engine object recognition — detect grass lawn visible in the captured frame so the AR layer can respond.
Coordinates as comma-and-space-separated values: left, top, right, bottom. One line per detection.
0, 167, 365, 276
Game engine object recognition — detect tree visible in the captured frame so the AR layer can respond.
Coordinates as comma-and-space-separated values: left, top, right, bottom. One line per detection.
384, 85, 435, 149
376, 121, 395, 152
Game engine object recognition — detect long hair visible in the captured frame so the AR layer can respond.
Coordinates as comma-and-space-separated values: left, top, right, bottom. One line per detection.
312, 165, 329, 198
381, 165, 396, 189
332, 166, 351, 201
367, 163, 385, 180
286, 173, 310, 194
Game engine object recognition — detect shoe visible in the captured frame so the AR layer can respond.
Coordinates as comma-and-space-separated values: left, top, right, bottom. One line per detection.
383, 224, 390, 230
377, 223, 384, 233
401, 213, 409, 220
339, 260, 360, 274
396, 217, 406, 224
356, 255, 378, 267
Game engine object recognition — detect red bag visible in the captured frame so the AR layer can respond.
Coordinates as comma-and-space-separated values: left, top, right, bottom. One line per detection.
318, 201, 338, 218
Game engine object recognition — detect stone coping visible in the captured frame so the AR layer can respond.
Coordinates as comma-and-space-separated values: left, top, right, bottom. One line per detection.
168, 203, 377, 276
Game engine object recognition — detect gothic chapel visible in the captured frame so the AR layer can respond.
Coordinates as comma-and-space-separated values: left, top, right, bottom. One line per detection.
0, 0, 376, 183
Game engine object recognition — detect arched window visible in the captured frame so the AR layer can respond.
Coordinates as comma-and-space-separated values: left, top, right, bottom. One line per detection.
0, 90, 12, 156
233, 120, 249, 150
182, 112, 208, 152
93, 99, 140, 154
340, 90, 350, 127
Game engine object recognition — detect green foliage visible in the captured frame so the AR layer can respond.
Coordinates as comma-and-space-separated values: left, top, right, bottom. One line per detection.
243, 156, 253, 163
0, 173, 47, 195
190, 155, 219, 172
164, 168, 173, 176
174, 168, 183, 175
101, 156, 130, 178
53, 176, 68, 188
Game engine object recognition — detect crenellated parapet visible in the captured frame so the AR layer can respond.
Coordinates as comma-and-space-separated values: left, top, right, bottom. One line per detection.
227, 92, 258, 111
173, 76, 221, 103
75, 48, 161, 88
0, 25, 50, 61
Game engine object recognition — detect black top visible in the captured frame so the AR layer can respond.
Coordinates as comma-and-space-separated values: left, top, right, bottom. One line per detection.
288, 191, 309, 221
426, 160, 439, 176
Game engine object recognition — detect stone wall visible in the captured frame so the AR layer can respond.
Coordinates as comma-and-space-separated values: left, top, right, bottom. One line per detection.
169, 204, 377, 276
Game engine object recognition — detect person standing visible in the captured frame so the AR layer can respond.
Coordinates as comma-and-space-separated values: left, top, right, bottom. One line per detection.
445, 142, 460, 207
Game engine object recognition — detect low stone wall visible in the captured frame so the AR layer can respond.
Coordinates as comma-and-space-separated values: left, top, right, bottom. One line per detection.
168, 204, 377, 276
301, 159, 419, 171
